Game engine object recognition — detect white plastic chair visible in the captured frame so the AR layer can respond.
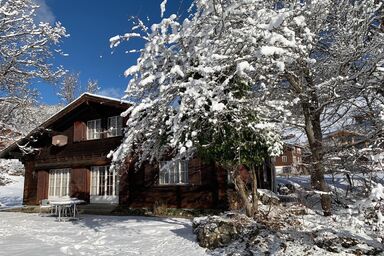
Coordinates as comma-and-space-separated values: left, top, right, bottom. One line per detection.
39, 199, 53, 216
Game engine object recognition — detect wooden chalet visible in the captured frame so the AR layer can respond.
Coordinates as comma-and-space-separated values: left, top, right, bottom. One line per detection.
0, 93, 275, 210
275, 144, 305, 175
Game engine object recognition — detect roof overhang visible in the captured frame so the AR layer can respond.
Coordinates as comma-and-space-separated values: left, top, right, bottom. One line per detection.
0, 93, 131, 159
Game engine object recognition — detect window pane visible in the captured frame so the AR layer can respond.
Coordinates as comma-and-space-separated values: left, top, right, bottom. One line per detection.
55, 171, 60, 196
99, 167, 105, 196
159, 160, 188, 185
87, 119, 101, 140
91, 168, 98, 195
90, 165, 116, 196
62, 172, 67, 196
107, 116, 122, 137
87, 120, 94, 139
96, 119, 102, 139
107, 170, 113, 195
116, 116, 123, 136
49, 172, 54, 196
49, 169, 70, 197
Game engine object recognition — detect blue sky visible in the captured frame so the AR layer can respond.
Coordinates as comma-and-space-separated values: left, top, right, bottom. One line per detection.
35, 0, 191, 105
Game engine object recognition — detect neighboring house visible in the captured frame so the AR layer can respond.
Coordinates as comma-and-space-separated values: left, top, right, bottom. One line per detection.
0, 93, 275, 210
323, 130, 368, 149
274, 144, 304, 175
322, 129, 372, 169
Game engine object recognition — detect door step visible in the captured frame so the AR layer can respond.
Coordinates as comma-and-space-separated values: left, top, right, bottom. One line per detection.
78, 204, 117, 215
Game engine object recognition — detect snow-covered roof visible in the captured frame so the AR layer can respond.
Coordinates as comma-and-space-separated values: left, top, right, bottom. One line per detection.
77, 92, 130, 104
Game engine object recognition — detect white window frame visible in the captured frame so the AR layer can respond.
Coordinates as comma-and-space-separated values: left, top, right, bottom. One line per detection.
90, 166, 118, 197
107, 116, 123, 137
159, 160, 188, 185
282, 156, 288, 163
87, 119, 102, 140
48, 169, 70, 198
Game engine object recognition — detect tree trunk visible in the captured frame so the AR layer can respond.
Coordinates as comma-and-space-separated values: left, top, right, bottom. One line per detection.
250, 165, 258, 215
233, 168, 252, 217
287, 66, 333, 216
302, 97, 332, 216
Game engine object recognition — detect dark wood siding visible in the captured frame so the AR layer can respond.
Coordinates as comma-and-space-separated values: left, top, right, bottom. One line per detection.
21, 101, 127, 205
36, 170, 49, 202
23, 161, 38, 205
73, 121, 86, 142
70, 168, 90, 202
189, 159, 202, 185
119, 159, 228, 209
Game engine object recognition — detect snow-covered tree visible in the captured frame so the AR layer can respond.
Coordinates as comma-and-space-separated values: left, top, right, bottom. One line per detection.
58, 72, 80, 104
110, 0, 286, 217
0, 0, 67, 143
111, 0, 383, 216
0, 0, 67, 99
86, 79, 100, 94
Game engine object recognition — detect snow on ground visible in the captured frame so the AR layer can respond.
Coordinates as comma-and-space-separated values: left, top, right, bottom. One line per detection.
0, 173, 23, 208
1, 169, 383, 255
0, 212, 208, 256
207, 172, 384, 255
207, 201, 384, 255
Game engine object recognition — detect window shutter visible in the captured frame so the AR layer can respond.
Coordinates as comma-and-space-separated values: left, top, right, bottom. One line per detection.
144, 164, 154, 186
188, 159, 202, 186
37, 170, 49, 201
73, 121, 86, 142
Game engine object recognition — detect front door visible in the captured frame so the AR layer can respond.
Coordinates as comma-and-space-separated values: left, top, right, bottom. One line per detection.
90, 166, 119, 204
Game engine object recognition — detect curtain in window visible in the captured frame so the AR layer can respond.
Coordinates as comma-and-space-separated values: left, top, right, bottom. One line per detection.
159, 160, 188, 185
87, 119, 101, 139
48, 169, 70, 197
90, 166, 118, 196
107, 116, 123, 137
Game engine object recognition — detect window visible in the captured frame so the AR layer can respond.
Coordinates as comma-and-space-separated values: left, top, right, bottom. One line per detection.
90, 166, 118, 196
159, 160, 188, 185
282, 156, 288, 163
87, 119, 102, 140
107, 116, 123, 137
48, 169, 70, 198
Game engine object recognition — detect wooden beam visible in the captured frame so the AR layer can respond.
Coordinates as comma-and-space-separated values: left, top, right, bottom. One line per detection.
35, 157, 110, 169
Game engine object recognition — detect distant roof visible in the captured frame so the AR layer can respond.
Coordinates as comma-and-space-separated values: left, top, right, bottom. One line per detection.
323, 129, 365, 139
0, 93, 130, 159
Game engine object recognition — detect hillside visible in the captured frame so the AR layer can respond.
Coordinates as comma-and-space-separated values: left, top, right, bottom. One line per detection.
0, 100, 62, 150
0, 100, 62, 187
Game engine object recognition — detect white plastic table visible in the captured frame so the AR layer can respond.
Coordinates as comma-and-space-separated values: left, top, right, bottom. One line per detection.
49, 198, 85, 221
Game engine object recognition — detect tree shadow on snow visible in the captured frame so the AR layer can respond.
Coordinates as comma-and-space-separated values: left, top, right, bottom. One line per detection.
71, 214, 198, 243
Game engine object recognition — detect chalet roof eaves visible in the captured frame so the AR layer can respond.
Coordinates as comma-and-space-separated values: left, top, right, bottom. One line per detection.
0, 93, 130, 159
